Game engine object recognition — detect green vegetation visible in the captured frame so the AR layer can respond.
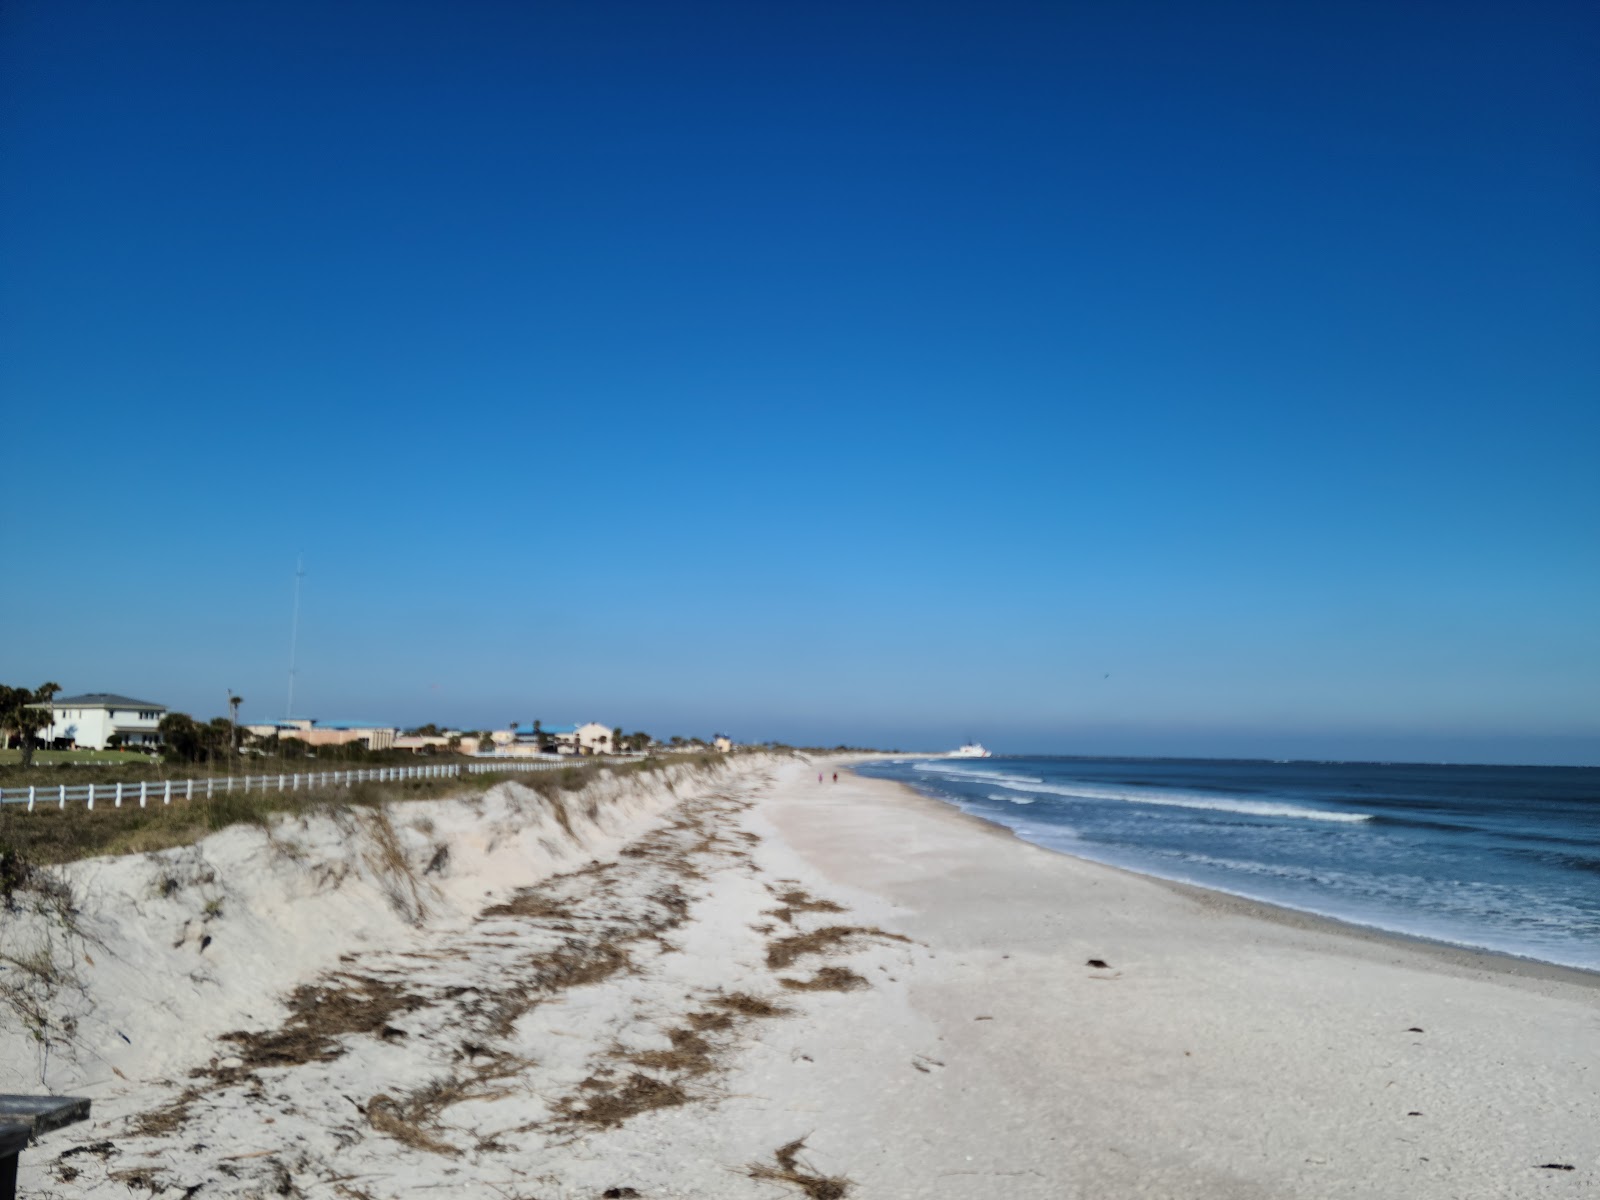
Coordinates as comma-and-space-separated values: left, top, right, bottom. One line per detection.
0, 681, 61, 768
0, 749, 152, 767
160, 711, 243, 766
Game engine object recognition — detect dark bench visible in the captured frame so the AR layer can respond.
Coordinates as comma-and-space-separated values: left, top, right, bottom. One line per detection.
0, 1096, 91, 1200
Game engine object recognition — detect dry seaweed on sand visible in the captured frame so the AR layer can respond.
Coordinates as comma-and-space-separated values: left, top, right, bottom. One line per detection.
624, 1026, 718, 1076
747, 1137, 851, 1199
779, 966, 869, 992
479, 888, 574, 920
220, 974, 425, 1069
764, 924, 910, 970
765, 887, 848, 925
553, 1071, 691, 1128
707, 991, 792, 1018
366, 1089, 463, 1157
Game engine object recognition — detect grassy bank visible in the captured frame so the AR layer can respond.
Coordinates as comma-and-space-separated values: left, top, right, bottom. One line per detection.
0, 754, 727, 869
0, 749, 155, 767
0, 750, 481, 792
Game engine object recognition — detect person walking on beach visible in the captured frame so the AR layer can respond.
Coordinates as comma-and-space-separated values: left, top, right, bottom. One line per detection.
832, 772, 838, 783
818, 772, 824, 784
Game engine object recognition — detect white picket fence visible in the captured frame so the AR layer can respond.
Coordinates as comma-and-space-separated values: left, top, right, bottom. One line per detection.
0, 756, 624, 811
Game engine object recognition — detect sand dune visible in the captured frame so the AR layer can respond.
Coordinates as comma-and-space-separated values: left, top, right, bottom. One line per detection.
6, 757, 1594, 1197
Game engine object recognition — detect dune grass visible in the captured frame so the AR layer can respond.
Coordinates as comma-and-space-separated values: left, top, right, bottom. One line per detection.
0, 754, 725, 867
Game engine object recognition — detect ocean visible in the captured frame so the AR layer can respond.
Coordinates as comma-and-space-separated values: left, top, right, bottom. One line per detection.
856, 756, 1600, 972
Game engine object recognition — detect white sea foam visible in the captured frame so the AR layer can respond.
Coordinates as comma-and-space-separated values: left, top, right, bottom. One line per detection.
909, 759, 1371, 821
986, 779, 1373, 823
990, 792, 1034, 804
914, 762, 1043, 785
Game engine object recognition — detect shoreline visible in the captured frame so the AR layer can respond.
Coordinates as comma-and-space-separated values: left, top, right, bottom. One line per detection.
16, 755, 1596, 1197
855, 760, 1600, 989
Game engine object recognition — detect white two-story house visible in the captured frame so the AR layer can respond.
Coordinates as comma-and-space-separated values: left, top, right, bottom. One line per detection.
36, 693, 167, 750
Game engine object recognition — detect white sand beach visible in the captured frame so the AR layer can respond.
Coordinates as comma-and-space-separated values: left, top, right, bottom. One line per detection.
5, 756, 1595, 1198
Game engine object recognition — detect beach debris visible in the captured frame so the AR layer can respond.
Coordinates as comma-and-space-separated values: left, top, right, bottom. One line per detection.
974, 1015, 993, 1020
57, 1141, 118, 1163
626, 1025, 718, 1076
223, 975, 427, 1069
708, 990, 792, 1018
603, 1190, 641, 1198
555, 1071, 691, 1129
1407, 1111, 1422, 1116
1536, 1163, 1575, 1170
765, 885, 848, 925
747, 1137, 851, 1199
764, 924, 910, 970
779, 966, 869, 992
366, 1091, 461, 1157
1406, 1026, 1424, 1032
1086, 958, 1110, 969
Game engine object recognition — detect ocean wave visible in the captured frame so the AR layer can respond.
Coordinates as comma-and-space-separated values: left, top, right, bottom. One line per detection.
914, 762, 1043, 785
987, 779, 1373, 823
989, 792, 1034, 804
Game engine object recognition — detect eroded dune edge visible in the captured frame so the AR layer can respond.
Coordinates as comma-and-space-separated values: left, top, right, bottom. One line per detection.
6, 757, 1596, 1199
4, 756, 920, 1198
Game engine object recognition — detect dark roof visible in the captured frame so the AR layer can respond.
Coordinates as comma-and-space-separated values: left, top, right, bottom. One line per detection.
50, 693, 167, 710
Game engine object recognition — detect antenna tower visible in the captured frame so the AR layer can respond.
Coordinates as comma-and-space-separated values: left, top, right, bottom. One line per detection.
286, 554, 305, 719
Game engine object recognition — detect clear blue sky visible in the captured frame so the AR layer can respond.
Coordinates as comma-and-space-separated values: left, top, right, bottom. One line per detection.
4, 1, 1596, 763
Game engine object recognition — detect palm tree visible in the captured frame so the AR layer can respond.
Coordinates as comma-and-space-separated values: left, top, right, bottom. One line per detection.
3, 681, 60, 768
228, 692, 243, 770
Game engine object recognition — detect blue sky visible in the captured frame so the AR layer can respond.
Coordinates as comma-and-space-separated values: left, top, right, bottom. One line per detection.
3, 1, 1596, 763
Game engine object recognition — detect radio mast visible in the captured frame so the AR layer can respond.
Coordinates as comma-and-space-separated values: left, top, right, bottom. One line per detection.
286, 555, 305, 719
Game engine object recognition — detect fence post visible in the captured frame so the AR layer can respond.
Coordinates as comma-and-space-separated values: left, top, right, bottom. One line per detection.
115, 783, 122, 808
139, 781, 147, 808
88, 784, 95, 810
28, 786, 35, 812
164, 780, 172, 805
207, 777, 214, 799
60, 784, 67, 809
278, 775, 285, 792
187, 779, 194, 801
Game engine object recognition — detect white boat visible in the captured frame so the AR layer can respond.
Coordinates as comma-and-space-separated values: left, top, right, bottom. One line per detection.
949, 743, 992, 758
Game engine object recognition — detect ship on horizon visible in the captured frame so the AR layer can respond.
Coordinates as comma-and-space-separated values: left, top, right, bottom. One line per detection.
949, 742, 992, 758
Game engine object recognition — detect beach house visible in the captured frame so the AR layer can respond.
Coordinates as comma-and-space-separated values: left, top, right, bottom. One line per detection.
513, 721, 616, 755
244, 718, 399, 751
33, 693, 167, 751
